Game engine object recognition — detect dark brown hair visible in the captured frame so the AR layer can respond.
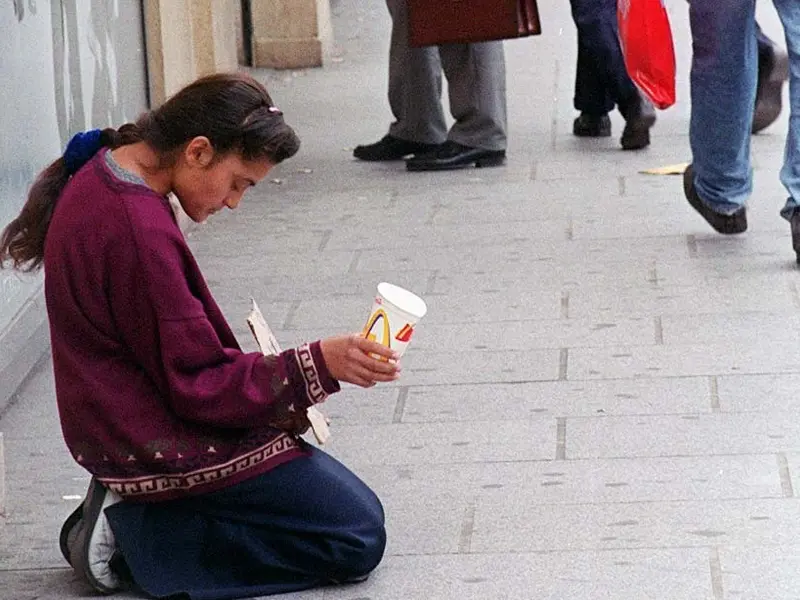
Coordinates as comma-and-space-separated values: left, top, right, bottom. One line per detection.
0, 72, 300, 271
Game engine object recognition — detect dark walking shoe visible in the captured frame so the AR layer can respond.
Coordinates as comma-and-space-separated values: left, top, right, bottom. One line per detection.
683, 164, 747, 234
406, 140, 506, 171
753, 46, 789, 134
573, 113, 611, 137
620, 93, 656, 150
353, 135, 439, 161
791, 213, 800, 265
60, 502, 84, 567
65, 478, 123, 594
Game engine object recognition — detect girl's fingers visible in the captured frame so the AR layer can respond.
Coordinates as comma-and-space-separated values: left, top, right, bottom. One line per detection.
360, 357, 402, 381
348, 347, 401, 375
353, 335, 398, 361
369, 370, 400, 383
347, 363, 399, 386
350, 364, 390, 384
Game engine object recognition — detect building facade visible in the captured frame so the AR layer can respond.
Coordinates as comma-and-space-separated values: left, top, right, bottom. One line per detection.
0, 0, 147, 410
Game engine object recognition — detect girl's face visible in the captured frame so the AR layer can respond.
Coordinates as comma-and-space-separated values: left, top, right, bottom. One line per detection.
172, 137, 274, 222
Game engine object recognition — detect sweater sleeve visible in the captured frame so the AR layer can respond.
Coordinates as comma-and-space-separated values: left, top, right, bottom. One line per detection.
107, 200, 339, 429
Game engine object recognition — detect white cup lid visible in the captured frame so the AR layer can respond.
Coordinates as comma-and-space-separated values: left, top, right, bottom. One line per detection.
377, 282, 428, 319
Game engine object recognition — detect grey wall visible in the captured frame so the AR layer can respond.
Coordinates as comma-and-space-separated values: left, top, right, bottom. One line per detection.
0, 0, 148, 413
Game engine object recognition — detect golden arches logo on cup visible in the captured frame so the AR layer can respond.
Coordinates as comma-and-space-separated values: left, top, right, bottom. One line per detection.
362, 308, 391, 347
362, 283, 427, 359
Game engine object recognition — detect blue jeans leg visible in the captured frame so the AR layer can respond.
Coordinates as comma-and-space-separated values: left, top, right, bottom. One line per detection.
773, 0, 800, 220
107, 447, 387, 599
689, 0, 757, 215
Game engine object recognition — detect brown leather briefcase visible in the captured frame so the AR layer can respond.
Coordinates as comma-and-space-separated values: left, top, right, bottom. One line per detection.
408, 0, 541, 47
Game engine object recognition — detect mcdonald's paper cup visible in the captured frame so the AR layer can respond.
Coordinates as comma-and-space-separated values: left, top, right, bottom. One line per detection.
362, 282, 427, 359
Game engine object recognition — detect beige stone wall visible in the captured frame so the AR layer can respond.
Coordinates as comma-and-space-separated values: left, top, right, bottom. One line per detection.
233, 1, 246, 65
143, 0, 333, 103
144, 0, 240, 106
209, 0, 240, 74
250, 0, 333, 69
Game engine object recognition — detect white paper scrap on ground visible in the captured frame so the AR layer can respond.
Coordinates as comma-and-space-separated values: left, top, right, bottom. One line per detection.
247, 299, 331, 444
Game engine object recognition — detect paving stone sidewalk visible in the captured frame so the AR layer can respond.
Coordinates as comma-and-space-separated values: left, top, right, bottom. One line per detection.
2, 1, 799, 599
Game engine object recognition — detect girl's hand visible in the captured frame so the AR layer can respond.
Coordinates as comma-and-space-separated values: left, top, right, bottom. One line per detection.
319, 334, 401, 388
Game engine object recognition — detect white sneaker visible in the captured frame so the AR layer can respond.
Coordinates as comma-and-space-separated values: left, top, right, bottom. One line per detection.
67, 478, 123, 594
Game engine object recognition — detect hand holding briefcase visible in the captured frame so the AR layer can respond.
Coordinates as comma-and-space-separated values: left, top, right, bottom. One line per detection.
408, 0, 541, 47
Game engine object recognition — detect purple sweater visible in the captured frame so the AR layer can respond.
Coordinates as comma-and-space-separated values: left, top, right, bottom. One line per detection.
43, 150, 339, 502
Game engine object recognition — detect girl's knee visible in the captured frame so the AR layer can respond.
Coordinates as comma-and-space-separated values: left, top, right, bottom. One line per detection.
335, 519, 386, 580
359, 521, 387, 574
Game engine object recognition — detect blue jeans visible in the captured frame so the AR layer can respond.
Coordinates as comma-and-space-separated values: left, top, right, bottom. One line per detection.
690, 0, 800, 220
569, 0, 639, 117
107, 446, 386, 599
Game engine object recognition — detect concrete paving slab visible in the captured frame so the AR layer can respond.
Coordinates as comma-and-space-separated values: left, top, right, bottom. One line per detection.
567, 412, 800, 459
396, 348, 562, 386
718, 374, 800, 413
568, 342, 800, 379
569, 279, 799, 318
315, 387, 400, 426
0, 570, 324, 600
471, 498, 800, 553
718, 545, 800, 600
323, 550, 714, 600
433, 262, 657, 294
357, 236, 693, 270
409, 317, 658, 351
316, 419, 556, 467
356, 454, 782, 506
216, 271, 437, 304
661, 312, 800, 346
323, 219, 570, 252
400, 377, 711, 421
654, 262, 798, 287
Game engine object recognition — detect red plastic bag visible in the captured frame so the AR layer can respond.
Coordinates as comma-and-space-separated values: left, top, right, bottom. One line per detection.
617, 0, 676, 109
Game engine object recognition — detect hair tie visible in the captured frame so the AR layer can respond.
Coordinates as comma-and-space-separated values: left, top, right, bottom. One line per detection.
63, 129, 103, 175
268, 106, 283, 115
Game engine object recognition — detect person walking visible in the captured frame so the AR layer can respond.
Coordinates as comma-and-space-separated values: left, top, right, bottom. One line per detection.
682, 0, 800, 264
568, 0, 656, 150
353, 0, 507, 171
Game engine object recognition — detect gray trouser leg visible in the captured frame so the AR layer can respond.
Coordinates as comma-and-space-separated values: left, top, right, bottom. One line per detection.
386, 0, 448, 143
439, 41, 508, 151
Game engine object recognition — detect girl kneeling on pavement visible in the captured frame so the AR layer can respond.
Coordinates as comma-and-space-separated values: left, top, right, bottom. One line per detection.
0, 72, 400, 599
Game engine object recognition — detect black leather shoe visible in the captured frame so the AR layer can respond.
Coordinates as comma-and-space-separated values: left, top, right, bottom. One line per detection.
790, 213, 800, 265
405, 140, 506, 171
620, 93, 656, 150
573, 113, 611, 137
353, 135, 439, 161
683, 164, 747, 234
753, 46, 789, 134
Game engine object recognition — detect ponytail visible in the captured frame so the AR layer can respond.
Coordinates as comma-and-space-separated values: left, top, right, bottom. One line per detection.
0, 127, 138, 272
0, 157, 70, 272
